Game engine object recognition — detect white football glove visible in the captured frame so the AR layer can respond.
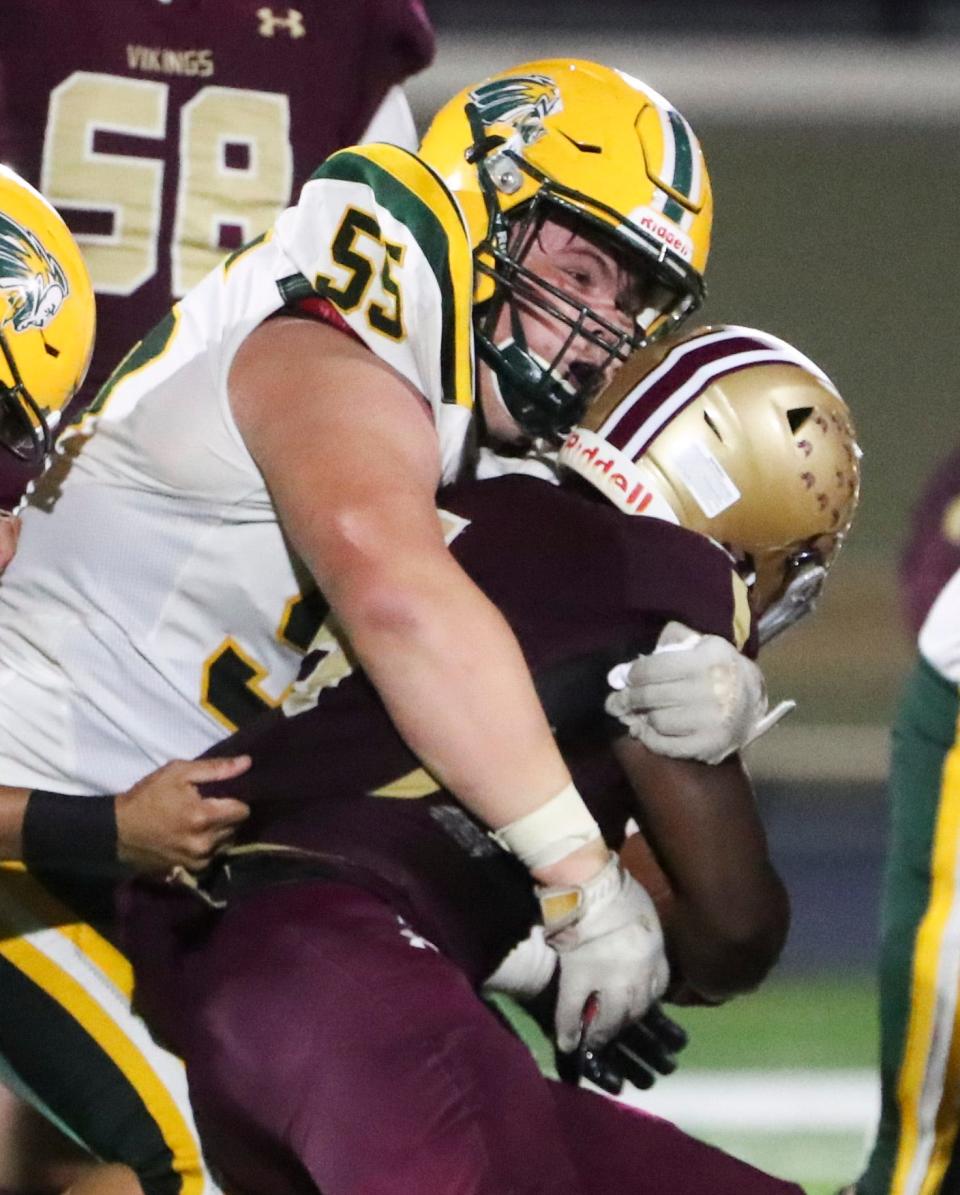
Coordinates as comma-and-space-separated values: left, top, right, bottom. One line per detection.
605, 621, 795, 765
483, 927, 557, 1001
539, 853, 669, 1053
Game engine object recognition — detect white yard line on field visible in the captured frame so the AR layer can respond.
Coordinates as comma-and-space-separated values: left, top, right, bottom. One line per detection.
618, 1068, 880, 1132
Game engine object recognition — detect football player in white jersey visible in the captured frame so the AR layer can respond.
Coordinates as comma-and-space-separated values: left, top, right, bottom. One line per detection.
0, 59, 717, 1193
0, 164, 249, 867
0, 167, 260, 1195
0, 57, 713, 1023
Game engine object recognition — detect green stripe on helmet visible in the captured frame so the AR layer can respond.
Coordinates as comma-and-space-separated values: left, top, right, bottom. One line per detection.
667, 108, 695, 203
662, 194, 686, 224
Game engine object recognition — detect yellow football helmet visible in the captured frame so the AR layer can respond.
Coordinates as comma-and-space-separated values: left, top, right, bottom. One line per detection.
559, 324, 861, 640
0, 166, 95, 464
419, 59, 712, 438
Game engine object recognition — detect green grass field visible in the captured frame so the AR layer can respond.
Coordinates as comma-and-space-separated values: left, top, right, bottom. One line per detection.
496, 972, 880, 1194
671, 973, 878, 1071
634, 973, 880, 1194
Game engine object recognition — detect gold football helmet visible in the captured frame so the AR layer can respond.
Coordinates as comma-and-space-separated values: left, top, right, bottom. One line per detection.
0, 166, 95, 464
559, 324, 861, 640
419, 59, 712, 438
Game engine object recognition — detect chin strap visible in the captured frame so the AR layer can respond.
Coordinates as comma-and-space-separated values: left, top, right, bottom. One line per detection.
0, 331, 51, 464
464, 101, 510, 255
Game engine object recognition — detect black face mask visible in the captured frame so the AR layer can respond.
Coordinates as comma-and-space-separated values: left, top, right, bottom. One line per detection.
472, 199, 647, 443
0, 332, 50, 463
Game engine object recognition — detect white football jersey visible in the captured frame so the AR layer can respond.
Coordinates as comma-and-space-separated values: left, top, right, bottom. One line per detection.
920, 566, 960, 685
0, 144, 477, 793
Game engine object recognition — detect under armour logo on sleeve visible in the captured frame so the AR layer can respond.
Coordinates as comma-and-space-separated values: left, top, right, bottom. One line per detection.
256, 7, 306, 37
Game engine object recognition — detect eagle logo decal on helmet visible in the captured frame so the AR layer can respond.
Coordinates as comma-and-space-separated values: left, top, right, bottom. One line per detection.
0, 211, 68, 336
468, 75, 562, 144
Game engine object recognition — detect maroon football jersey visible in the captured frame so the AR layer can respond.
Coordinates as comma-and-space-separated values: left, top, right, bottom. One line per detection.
900, 446, 960, 636
0, 0, 433, 504
187, 476, 752, 980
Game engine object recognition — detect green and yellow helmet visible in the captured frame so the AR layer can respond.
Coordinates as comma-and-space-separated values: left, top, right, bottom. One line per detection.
0, 166, 95, 464
419, 59, 712, 438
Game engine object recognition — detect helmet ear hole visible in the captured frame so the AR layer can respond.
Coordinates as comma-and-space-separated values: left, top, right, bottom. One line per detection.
787, 406, 814, 434
702, 410, 723, 443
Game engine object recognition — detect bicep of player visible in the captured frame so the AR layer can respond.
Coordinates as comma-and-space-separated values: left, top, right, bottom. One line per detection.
612, 737, 788, 1002
229, 318, 573, 839
0, 513, 21, 568
229, 314, 442, 585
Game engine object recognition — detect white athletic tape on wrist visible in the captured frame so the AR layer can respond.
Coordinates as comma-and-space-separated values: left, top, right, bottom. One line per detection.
490, 783, 602, 871
538, 851, 621, 936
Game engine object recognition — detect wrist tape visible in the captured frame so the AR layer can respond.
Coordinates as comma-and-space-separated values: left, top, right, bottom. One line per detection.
22, 790, 118, 876
490, 782, 601, 871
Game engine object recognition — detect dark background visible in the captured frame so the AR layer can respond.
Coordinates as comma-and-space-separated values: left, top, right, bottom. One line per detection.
425, 0, 958, 36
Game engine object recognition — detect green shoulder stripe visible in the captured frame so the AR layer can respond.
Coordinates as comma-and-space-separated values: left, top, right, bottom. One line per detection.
222, 229, 270, 277
81, 307, 181, 422
312, 145, 474, 410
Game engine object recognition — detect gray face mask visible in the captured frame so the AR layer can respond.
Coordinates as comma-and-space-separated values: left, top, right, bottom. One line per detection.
757, 553, 828, 646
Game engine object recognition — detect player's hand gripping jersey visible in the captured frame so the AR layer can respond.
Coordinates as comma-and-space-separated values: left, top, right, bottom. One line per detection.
0, 146, 476, 794
124, 474, 754, 1003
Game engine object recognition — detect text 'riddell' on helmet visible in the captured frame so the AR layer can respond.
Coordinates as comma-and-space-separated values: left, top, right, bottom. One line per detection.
419, 59, 713, 439
558, 324, 861, 641
0, 166, 95, 465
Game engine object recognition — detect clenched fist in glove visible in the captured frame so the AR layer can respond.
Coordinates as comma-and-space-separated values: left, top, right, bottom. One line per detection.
606, 620, 794, 765
556, 1001, 689, 1095
538, 852, 669, 1053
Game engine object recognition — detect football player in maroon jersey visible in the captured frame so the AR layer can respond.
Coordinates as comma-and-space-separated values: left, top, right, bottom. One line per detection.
115, 325, 859, 1194
899, 446, 960, 637
0, 0, 435, 510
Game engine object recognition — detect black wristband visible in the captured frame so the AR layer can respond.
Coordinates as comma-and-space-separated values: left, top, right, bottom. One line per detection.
22, 790, 118, 877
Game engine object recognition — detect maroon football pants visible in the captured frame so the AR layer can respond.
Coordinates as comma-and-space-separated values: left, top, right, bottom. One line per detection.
155, 882, 801, 1195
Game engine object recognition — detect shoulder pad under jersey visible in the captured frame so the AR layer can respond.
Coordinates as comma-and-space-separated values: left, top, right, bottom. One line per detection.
273, 144, 476, 419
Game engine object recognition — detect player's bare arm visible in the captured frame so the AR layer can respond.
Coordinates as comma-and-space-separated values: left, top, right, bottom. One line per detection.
0, 786, 28, 857
0, 511, 20, 570
230, 317, 605, 883
0, 757, 250, 875
614, 736, 789, 1002
230, 315, 667, 1051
